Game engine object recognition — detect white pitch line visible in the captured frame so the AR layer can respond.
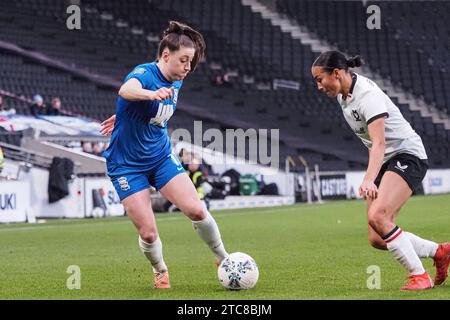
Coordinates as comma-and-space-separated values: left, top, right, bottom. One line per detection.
0, 201, 362, 233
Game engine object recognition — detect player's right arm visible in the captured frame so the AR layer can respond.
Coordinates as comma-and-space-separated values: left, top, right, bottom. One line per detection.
118, 78, 174, 101
100, 114, 115, 136
100, 79, 175, 135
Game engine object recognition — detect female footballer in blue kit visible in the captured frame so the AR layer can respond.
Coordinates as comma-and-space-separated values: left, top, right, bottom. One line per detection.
311, 51, 450, 290
101, 21, 228, 289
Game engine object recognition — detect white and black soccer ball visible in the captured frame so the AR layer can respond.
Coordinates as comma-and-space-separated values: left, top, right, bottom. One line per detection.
217, 252, 259, 290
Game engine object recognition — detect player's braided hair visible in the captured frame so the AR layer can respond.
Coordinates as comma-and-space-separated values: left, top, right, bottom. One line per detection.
313, 51, 363, 73
157, 21, 206, 72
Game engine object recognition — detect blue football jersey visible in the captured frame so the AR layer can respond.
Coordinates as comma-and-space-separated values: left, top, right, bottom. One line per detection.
103, 62, 183, 174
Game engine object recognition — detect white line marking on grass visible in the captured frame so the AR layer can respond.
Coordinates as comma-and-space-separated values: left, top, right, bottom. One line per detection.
0, 219, 130, 233
0, 201, 363, 233
1, 194, 447, 234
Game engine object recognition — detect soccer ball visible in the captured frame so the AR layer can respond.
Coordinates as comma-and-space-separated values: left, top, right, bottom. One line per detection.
217, 252, 259, 290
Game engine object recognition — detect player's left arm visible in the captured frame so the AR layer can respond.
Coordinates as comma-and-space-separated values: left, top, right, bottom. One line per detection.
360, 117, 386, 199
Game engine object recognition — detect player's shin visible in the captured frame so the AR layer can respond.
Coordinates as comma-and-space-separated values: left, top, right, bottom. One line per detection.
384, 226, 425, 275
192, 211, 228, 262
138, 236, 168, 273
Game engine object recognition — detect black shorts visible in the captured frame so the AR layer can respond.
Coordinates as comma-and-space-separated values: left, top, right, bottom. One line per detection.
374, 153, 428, 192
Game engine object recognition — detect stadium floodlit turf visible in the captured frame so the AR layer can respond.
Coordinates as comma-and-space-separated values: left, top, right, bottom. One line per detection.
1, 194, 450, 299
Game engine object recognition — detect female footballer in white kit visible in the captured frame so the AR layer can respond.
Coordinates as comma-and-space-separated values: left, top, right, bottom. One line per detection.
311, 51, 450, 290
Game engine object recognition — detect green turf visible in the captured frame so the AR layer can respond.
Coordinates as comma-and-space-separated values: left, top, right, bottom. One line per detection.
1, 194, 450, 299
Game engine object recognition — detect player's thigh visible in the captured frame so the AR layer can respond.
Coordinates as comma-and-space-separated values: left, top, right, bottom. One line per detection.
160, 174, 206, 221
153, 153, 204, 218
122, 188, 158, 232
110, 173, 156, 231
159, 173, 204, 213
370, 171, 412, 219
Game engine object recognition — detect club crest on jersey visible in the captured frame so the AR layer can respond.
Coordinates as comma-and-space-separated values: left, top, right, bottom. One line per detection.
394, 161, 408, 172
133, 68, 146, 75
352, 110, 362, 121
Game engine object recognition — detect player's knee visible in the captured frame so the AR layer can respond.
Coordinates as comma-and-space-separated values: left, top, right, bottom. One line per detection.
367, 206, 388, 231
139, 229, 158, 244
185, 203, 207, 221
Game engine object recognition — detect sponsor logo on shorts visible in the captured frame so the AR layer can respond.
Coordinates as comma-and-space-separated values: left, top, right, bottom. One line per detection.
394, 161, 408, 172
118, 177, 130, 191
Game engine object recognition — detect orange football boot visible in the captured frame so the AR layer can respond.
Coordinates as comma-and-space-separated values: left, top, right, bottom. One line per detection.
433, 243, 450, 285
400, 272, 433, 291
154, 271, 170, 289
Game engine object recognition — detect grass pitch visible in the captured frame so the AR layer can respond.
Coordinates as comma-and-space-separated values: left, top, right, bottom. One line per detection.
1, 194, 450, 299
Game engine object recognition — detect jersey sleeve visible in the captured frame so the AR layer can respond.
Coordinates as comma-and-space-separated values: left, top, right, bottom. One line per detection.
124, 66, 153, 89
360, 90, 389, 125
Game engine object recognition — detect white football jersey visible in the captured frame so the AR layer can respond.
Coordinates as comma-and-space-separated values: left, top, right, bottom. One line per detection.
337, 73, 427, 162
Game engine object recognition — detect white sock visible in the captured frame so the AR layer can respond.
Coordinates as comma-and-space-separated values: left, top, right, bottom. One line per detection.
404, 232, 438, 258
138, 236, 168, 273
384, 226, 425, 275
192, 212, 228, 262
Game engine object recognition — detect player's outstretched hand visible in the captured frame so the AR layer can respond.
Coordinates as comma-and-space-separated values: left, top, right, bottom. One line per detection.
151, 86, 174, 101
359, 179, 378, 200
100, 114, 116, 136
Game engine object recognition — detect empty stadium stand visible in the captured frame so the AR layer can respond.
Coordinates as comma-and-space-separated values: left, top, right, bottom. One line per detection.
0, 0, 448, 169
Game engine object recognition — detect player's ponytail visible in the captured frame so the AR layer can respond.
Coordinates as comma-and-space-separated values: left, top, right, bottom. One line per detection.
313, 51, 363, 73
163, 21, 185, 37
158, 21, 206, 72
346, 55, 362, 68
